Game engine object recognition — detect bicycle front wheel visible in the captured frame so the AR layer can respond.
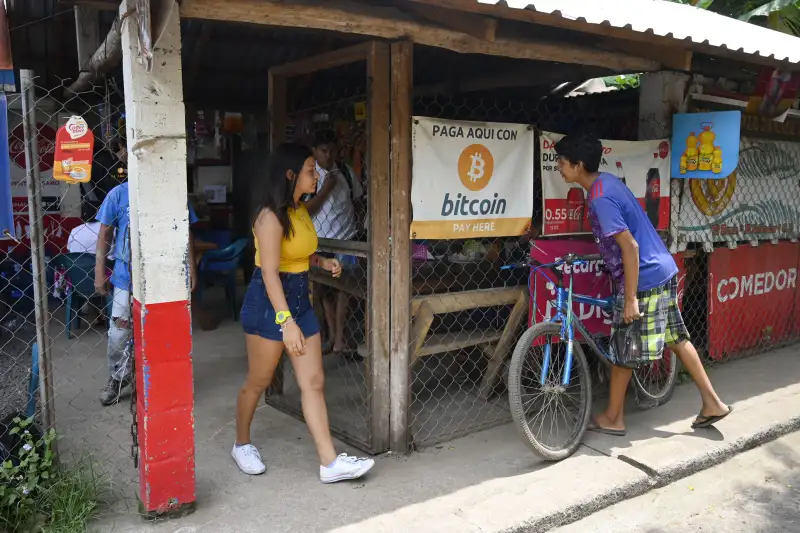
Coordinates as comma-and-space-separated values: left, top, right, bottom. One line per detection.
508, 322, 592, 461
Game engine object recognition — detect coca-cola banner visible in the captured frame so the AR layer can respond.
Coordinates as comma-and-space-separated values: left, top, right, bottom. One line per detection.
673, 137, 800, 247
411, 117, 534, 239
540, 131, 670, 236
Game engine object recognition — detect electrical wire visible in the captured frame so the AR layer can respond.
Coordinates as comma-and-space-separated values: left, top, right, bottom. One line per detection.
9, 8, 73, 32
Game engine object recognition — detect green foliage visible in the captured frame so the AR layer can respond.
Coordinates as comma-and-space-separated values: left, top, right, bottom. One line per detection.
668, 0, 800, 35
602, 74, 641, 90
0, 417, 105, 533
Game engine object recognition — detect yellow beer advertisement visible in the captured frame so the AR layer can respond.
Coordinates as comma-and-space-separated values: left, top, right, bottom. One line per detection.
410, 117, 534, 239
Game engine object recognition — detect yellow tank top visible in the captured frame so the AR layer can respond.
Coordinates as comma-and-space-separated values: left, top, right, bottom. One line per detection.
254, 204, 318, 273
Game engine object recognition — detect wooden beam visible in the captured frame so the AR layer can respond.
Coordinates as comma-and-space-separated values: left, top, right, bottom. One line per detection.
389, 40, 413, 454
410, 286, 523, 315
271, 42, 371, 77
180, 0, 660, 71
606, 40, 693, 72
405, 2, 496, 42
367, 40, 392, 454
478, 290, 528, 399
408, 302, 435, 364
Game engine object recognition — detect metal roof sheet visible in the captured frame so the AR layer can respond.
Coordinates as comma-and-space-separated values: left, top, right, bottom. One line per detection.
479, 0, 800, 64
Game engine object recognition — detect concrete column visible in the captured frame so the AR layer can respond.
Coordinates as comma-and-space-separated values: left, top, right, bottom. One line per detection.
119, 0, 195, 516
639, 71, 690, 254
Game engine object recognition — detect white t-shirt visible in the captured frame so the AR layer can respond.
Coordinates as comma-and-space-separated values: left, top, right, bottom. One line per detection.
67, 221, 116, 259
312, 162, 361, 240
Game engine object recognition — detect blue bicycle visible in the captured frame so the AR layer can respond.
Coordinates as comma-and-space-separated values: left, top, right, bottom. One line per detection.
505, 253, 679, 460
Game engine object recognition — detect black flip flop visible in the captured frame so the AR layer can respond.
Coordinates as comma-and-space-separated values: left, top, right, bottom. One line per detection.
587, 419, 627, 437
692, 405, 734, 429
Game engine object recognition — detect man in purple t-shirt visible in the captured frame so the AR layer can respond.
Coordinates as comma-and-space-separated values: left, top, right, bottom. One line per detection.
554, 133, 731, 435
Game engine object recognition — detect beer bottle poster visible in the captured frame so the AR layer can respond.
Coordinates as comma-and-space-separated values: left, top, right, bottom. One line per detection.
53, 115, 94, 184
540, 131, 670, 236
410, 117, 535, 239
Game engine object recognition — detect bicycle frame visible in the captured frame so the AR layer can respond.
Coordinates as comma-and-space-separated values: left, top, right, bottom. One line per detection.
529, 261, 615, 387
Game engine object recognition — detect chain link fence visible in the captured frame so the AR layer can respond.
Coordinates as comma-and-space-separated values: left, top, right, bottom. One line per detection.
1, 72, 136, 512
264, 62, 375, 451
3, 64, 800, 514
403, 89, 800, 449
670, 101, 800, 366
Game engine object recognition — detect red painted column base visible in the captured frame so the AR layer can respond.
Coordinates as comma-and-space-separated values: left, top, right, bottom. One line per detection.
132, 299, 196, 516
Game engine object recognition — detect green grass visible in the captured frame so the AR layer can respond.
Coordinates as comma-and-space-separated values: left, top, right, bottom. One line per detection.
37, 460, 106, 533
1, 458, 108, 533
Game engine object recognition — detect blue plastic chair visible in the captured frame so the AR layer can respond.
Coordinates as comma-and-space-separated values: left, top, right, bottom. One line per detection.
52, 253, 112, 339
196, 238, 247, 321
194, 229, 232, 250
26, 343, 38, 419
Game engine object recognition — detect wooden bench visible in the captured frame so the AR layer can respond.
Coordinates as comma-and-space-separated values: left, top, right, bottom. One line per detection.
312, 269, 529, 400
409, 286, 528, 399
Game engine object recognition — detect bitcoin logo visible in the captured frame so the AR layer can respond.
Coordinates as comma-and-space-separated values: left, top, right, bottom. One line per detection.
458, 144, 494, 192
690, 173, 737, 216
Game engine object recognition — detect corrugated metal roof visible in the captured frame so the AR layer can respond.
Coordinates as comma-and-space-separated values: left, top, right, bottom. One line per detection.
479, 0, 800, 64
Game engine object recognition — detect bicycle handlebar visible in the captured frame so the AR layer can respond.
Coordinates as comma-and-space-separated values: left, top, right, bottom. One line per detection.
501, 253, 605, 286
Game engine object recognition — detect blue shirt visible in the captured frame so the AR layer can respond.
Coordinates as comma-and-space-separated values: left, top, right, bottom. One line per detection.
587, 173, 677, 293
97, 182, 199, 291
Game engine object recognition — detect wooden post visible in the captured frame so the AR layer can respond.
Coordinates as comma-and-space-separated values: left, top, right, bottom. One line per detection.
268, 71, 287, 150
367, 42, 391, 453
389, 40, 413, 453
265, 70, 287, 395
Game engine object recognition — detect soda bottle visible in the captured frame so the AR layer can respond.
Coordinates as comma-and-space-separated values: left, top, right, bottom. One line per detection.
646, 168, 661, 228
566, 187, 586, 233
616, 161, 627, 186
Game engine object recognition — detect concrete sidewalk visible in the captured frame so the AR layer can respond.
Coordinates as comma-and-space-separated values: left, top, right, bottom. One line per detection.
95, 344, 800, 533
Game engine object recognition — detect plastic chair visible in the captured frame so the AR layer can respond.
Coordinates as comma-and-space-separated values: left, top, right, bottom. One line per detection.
26, 343, 38, 419
197, 238, 247, 321
52, 253, 112, 339
193, 229, 232, 249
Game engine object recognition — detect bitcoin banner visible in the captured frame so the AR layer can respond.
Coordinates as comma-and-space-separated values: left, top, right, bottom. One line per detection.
410, 117, 534, 239
540, 131, 671, 236
674, 136, 800, 246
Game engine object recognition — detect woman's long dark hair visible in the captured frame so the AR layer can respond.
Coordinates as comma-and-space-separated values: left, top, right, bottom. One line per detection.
251, 142, 313, 239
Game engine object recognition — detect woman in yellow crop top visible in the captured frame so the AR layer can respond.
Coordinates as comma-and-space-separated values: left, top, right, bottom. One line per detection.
234, 143, 375, 482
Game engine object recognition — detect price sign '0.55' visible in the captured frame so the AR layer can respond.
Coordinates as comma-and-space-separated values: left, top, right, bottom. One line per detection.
53, 115, 94, 184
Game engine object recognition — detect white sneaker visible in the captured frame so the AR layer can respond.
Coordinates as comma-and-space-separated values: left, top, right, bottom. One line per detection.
319, 453, 375, 484
231, 443, 266, 475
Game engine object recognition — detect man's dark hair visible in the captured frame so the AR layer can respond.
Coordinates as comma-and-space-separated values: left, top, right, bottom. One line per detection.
80, 201, 99, 223
554, 133, 603, 173
312, 130, 336, 148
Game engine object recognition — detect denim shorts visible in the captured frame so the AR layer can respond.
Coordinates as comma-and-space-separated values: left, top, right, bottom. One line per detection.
240, 268, 320, 341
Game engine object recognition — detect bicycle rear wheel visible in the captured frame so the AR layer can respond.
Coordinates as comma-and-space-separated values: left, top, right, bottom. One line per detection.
633, 349, 680, 409
508, 322, 592, 461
